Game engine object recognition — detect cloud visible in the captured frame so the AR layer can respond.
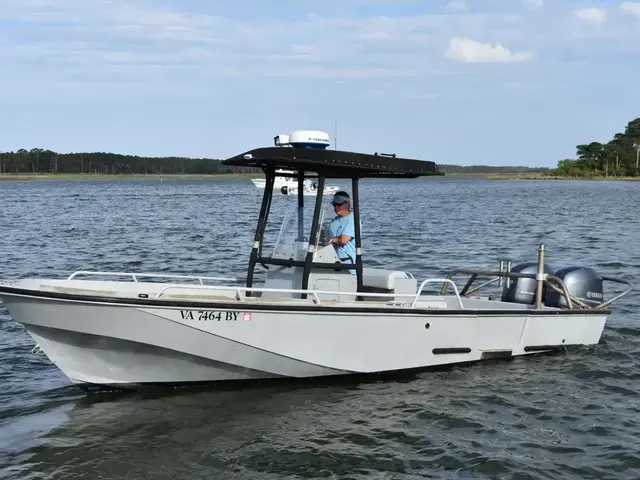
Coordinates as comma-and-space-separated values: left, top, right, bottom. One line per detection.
445, 37, 531, 63
524, 0, 543, 9
0, 0, 634, 89
0, 0, 639, 166
620, 2, 640, 19
0, 0, 545, 86
446, 0, 469, 12
573, 7, 607, 25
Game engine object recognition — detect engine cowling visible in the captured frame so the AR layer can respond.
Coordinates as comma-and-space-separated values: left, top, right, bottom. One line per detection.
501, 262, 553, 305
545, 266, 603, 308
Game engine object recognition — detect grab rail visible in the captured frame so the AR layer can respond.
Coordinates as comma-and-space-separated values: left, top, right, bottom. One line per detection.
67, 271, 238, 284
62, 268, 630, 312
154, 280, 465, 310
441, 268, 632, 311
545, 275, 576, 309
154, 285, 323, 304
443, 269, 583, 310
596, 276, 632, 310
412, 279, 463, 309
64, 271, 467, 310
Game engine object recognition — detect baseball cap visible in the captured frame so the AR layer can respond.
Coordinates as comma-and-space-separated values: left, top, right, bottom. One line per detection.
331, 191, 350, 206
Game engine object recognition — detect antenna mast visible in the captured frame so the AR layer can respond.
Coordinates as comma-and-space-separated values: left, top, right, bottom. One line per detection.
334, 120, 338, 151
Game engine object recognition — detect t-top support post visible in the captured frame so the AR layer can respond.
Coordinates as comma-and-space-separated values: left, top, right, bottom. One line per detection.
245, 168, 275, 295
300, 175, 325, 298
351, 177, 364, 297
297, 171, 305, 242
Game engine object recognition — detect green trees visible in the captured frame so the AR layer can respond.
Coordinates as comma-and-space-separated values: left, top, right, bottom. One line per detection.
556, 117, 640, 177
0, 149, 259, 175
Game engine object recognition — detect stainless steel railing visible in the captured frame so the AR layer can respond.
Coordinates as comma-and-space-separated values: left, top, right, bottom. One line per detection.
67, 271, 238, 284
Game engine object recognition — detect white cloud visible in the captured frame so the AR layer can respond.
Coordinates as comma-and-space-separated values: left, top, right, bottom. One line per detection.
620, 2, 640, 19
446, 0, 468, 12
1, 0, 544, 82
573, 7, 607, 25
2, 0, 637, 87
524, 0, 543, 9
445, 37, 531, 63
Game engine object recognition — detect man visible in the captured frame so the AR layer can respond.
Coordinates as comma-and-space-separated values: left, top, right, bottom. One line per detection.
303, 178, 312, 191
327, 191, 357, 270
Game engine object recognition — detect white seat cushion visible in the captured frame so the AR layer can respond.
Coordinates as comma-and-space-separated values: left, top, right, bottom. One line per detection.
362, 268, 410, 290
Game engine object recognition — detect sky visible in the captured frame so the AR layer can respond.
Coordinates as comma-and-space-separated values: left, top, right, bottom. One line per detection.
1, 0, 639, 167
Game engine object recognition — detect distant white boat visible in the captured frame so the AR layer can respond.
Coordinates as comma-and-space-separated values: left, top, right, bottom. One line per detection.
283, 184, 340, 197
251, 169, 296, 190
250, 131, 342, 196
251, 171, 340, 196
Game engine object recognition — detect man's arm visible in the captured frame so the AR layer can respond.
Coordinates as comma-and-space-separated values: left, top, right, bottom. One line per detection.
330, 215, 355, 246
329, 234, 352, 246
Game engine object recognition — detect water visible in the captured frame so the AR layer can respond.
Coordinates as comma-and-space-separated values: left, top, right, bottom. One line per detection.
0, 177, 639, 479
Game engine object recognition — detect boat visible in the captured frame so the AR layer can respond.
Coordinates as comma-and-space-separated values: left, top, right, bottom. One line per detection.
251, 170, 340, 197
250, 169, 294, 189
250, 130, 340, 196
0, 131, 633, 392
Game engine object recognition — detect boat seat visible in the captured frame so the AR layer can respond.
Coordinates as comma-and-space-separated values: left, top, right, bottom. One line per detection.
362, 268, 413, 291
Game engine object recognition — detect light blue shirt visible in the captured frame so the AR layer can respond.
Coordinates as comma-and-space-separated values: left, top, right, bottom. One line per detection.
327, 212, 357, 267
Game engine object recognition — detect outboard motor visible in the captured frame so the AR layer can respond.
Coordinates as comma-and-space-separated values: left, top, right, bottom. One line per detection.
545, 266, 603, 308
281, 185, 288, 195
502, 262, 553, 305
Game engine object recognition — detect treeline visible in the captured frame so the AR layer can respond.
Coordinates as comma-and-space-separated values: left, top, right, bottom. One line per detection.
555, 117, 640, 177
0, 149, 259, 175
438, 164, 552, 174
0, 148, 556, 176
10, 130, 639, 178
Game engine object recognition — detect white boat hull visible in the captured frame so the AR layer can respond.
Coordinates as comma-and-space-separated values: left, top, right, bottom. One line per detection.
0, 281, 608, 391
251, 178, 284, 189
282, 186, 340, 196
251, 173, 340, 196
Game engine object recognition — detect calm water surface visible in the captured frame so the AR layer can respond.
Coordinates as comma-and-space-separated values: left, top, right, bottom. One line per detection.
0, 177, 639, 479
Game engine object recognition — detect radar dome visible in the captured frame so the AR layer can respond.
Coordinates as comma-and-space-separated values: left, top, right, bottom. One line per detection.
288, 130, 330, 150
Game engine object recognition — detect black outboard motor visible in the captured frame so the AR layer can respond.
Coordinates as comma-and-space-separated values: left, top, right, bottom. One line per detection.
281, 185, 288, 195
502, 262, 553, 305
545, 266, 603, 308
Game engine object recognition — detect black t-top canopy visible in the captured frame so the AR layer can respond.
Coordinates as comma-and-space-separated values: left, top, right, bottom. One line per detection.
222, 147, 441, 178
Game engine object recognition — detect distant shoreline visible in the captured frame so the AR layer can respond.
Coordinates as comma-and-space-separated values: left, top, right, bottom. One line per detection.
483, 174, 640, 181
0, 173, 262, 182
1, 172, 638, 182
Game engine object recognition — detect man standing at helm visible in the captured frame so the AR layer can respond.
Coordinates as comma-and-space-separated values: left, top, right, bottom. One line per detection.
327, 191, 357, 269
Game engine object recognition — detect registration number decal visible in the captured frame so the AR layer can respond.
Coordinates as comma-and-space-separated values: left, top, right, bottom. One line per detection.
180, 310, 240, 322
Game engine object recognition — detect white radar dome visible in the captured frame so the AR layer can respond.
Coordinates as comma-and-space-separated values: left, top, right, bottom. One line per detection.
287, 130, 331, 150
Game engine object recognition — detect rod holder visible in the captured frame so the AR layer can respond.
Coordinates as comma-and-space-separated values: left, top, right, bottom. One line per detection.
535, 244, 545, 309
498, 260, 512, 288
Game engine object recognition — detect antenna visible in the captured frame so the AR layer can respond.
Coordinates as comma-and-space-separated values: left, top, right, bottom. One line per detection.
334, 120, 338, 151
